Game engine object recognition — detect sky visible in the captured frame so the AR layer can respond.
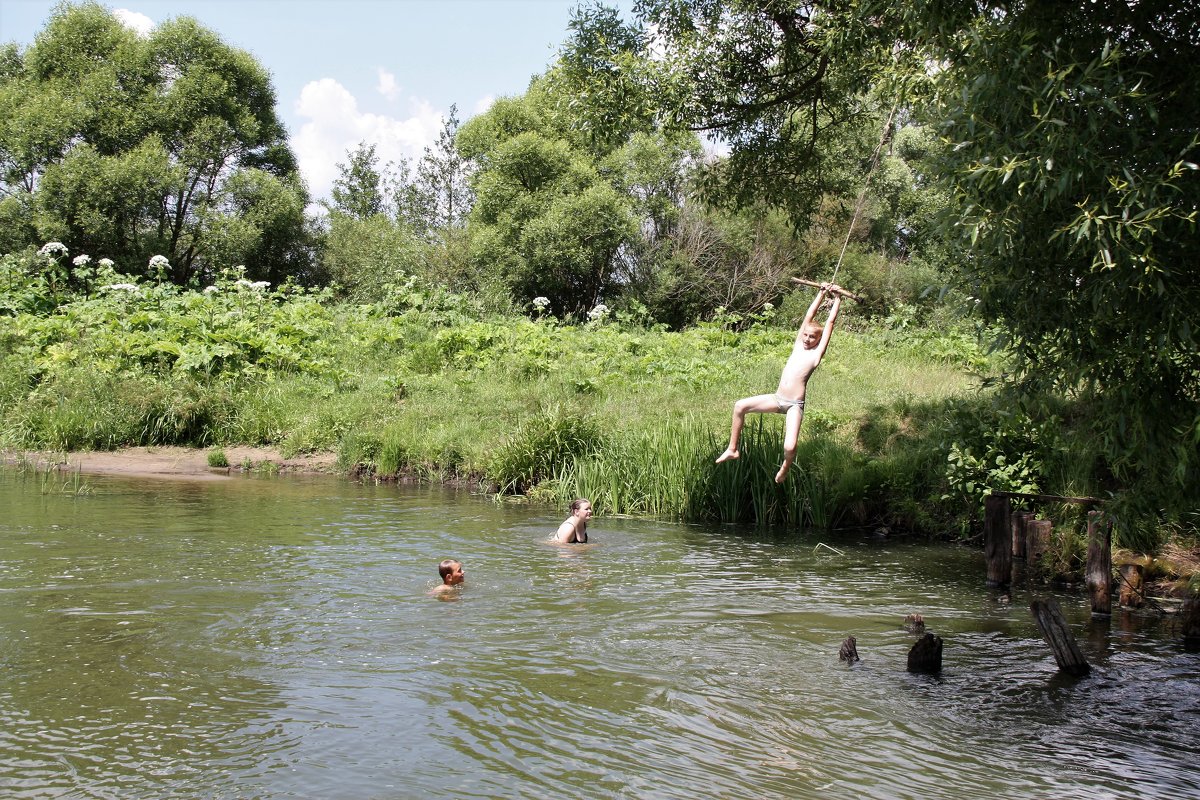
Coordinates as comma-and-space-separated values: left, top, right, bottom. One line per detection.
0, 0, 631, 202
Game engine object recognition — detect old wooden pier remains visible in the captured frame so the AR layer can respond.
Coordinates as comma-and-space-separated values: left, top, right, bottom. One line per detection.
984, 491, 1116, 676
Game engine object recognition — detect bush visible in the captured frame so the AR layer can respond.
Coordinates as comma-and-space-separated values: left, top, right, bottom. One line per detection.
488, 406, 604, 494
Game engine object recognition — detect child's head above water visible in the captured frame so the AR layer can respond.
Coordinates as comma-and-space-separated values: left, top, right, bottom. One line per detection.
438, 559, 464, 586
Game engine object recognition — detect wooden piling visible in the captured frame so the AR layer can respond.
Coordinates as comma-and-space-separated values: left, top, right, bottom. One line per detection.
1030, 598, 1090, 676
984, 494, 1012, 588
1182, 600, 1200, 652
1085, 510, 1112, 616
1026, 519, 1052, 574
1118, 563, 1145, 608
906, 633, 943, 674
1010, 511, 1033, 585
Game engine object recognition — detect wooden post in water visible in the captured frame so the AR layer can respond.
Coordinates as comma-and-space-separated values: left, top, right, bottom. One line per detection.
1085, 510, 1113, 616
906, 633, 943, 674
984, 494, 1012, 587
1182, 600, 1200, 652
1027, 519, 1052, 575
1119, 563, 1145, 608
1030, 598, 1091, 676
1010, 510, 1026, 585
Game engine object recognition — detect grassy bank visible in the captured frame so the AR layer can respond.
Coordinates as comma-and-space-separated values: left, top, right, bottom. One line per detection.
8, 262, 1195, 580
0, 265, 984, 527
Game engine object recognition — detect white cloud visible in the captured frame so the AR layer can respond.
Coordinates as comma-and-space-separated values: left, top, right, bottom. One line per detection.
112, 8, 155, 37
292, 78, 446, 202
473, 94, 496, 115
376, 68, 401, 102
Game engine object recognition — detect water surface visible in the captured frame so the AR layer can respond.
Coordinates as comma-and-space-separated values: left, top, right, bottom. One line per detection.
1, 470, 1196, 799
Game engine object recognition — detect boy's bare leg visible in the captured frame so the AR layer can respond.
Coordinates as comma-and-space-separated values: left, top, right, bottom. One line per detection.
775, 404, 804, 483
717, 394, 778, 463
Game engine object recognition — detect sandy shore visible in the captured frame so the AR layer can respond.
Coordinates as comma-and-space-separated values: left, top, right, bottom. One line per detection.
2, 446, 340, 481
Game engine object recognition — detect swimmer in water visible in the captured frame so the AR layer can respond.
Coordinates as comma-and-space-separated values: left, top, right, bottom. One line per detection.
551, 498, 592, 544
430, 558, 464, 596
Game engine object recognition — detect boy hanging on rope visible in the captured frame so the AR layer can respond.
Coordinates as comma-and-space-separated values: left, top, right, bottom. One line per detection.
716, 283, 844, 483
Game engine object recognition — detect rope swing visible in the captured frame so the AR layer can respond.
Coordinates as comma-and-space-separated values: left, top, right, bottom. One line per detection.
791, 103, 899, 304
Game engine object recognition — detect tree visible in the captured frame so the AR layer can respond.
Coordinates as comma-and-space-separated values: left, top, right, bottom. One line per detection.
401, 104, 473, 236
628, 0, 1199, 524
328, 142, 387, 220
906, 0, 1200, 527
459, 103, 638, 313
0, 2, 311, 283
632, 0, 910, 227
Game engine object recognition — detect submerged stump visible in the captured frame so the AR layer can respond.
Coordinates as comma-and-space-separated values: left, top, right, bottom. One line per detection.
906, 633, 943, 674
1030, 598, 1090, 677
838, 636, 860, 664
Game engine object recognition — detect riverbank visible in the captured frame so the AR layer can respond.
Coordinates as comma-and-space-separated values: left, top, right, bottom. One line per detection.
2, 446, 340, 481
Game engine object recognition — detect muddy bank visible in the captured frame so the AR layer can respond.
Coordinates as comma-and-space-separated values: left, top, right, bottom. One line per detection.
2, 446, 340, 482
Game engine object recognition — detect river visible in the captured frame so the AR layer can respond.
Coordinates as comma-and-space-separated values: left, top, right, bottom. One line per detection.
1, 469, 1196, 799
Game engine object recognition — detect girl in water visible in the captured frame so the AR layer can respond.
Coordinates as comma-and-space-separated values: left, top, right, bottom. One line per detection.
552, 498, 592, 543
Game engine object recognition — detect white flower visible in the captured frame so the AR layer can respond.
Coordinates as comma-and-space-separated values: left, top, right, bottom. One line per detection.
98, 258, 114, 268
72, 254, 92, 267
203, 285, 219, 294
587, 304, 609, 321
250, 280, 270, 290
532, 296, 550, 310
148, 254, 170, 269
236, 278, 254, 287
763, 302, 774, 312
102, 283, 139, 292
38, 242, 68, 257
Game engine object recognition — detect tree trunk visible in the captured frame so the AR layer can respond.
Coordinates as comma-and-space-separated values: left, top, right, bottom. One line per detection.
1030, 598, 1090, 676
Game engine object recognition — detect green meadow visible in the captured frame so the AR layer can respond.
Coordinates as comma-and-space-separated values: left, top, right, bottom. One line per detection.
1, 261, 990, 535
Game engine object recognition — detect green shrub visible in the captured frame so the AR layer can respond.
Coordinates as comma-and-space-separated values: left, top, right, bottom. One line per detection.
488, 405, 604, 494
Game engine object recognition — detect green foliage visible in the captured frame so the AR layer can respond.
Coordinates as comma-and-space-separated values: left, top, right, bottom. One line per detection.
0, 3, 310, 283
321, 213, 424, 302
207, 448, 229, 468
918, 4, 1200, 518
329, 142, 388, 219
487, 406, 604, 494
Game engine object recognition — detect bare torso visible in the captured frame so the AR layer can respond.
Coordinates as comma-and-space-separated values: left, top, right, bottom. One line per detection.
776, 345, 823, 400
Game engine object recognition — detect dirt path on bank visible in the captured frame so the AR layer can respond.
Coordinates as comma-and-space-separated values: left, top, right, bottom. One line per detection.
2, 446, 340, 481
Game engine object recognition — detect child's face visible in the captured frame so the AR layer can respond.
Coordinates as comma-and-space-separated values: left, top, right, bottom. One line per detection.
800, 327, 822, 349
444, 562, 464, 585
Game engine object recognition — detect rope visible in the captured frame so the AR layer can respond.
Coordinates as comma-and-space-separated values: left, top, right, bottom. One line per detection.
827, 104, 898, 288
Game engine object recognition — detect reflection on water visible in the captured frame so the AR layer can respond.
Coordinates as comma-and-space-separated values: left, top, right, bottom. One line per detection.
1, 470, 1197, 799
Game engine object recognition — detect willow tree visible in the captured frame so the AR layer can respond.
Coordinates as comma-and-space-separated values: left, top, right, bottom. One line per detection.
0, 2, 311, 284
618, 0, 1198, 530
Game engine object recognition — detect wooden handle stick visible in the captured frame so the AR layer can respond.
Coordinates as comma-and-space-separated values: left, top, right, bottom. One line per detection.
789, 277, 863, 303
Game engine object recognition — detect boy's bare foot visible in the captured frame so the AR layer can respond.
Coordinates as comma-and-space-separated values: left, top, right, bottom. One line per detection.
774, 464, 790, 483
715, 448, 739, 464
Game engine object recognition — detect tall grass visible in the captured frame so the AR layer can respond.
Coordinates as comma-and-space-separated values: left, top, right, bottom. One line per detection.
554, 416, 884, 529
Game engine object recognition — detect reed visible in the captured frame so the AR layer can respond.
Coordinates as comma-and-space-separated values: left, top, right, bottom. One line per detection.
552, 416, 880, 529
